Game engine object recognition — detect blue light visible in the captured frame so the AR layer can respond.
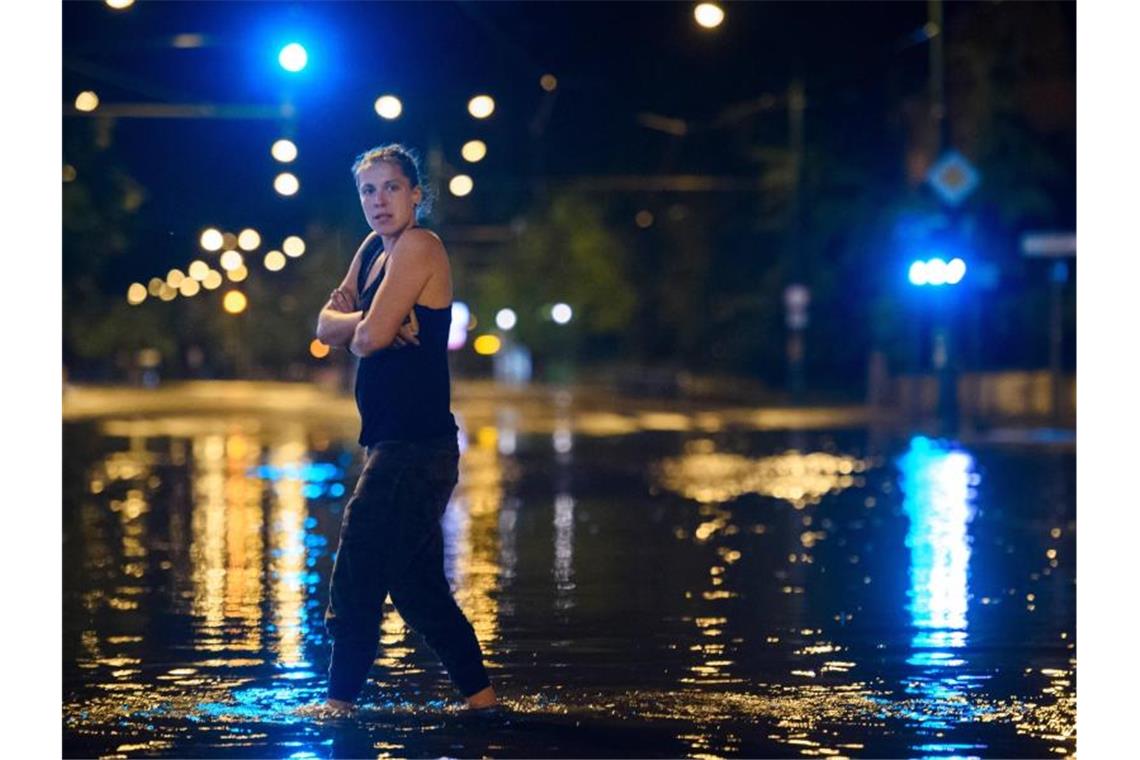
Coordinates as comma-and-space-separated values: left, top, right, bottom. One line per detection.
278, 43, 308, 72
946, 257, 967, 285
926, 257, 948, 286
909, 257, 967, 287
908, 260, 929, 286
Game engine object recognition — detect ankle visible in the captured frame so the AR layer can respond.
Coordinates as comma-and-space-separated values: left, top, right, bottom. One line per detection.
466, 686, 496, 709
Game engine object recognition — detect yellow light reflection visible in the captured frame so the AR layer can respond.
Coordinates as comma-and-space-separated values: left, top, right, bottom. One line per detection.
268, 434, 309, 666
658, 440, 866, 509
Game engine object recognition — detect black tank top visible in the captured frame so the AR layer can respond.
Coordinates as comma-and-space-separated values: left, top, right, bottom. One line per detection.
353, 235, 458, 446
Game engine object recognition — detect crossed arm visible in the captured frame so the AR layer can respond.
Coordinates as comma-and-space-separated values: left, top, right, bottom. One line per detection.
314, 231, 433, 356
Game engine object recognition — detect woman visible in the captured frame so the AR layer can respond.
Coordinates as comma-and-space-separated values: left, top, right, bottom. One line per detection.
313, 144, 496, 714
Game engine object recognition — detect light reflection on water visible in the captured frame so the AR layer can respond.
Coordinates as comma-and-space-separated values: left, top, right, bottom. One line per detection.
64, 410, 1075, 758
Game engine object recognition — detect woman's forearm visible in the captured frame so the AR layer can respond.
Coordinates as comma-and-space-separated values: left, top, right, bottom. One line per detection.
316, 309, 363, 347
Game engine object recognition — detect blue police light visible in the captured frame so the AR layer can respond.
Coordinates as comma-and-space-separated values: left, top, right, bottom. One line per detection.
278, 42, 308, 72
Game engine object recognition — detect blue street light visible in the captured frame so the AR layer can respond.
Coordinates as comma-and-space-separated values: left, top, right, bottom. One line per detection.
278, 42, 308, 73
909, 257, 966, 287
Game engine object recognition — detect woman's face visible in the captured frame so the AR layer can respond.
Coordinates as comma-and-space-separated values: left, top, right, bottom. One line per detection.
357, 161, 422, 237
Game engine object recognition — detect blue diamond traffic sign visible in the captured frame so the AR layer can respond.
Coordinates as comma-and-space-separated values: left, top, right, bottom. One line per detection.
927, 150, 980, 206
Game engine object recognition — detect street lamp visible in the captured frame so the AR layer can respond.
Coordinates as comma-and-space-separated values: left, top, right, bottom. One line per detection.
449, 175, 474, 197
467, 95, 495, 119
374, 95, 403, 120
271, 139, 297, 162
278, 43, 308, 73
909, 257, 966, 287
495, 308, 517, 330
694, 3, 725, 29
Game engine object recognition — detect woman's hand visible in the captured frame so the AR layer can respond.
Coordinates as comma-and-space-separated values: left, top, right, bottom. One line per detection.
392, 311, 420, 348
329, 287, 356, 312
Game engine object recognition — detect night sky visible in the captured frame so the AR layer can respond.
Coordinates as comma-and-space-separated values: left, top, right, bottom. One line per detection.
63, 2, 939, 245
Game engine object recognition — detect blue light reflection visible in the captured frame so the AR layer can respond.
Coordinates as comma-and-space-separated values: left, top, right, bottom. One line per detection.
897, 436, 983, 754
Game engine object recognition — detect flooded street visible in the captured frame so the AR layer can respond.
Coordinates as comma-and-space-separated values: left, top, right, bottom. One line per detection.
63, 385, 1075, 758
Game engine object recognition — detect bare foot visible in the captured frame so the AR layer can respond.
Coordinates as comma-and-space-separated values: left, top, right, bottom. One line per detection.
466, 685, 497, 710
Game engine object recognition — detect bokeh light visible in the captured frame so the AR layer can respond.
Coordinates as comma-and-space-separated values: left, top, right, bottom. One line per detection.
223, 290, 248, 314
449, 175, 474, 197
202, 270, 223, 290
126, 283, 147, 305
63, 165, 77, 183
635, 210, 654, 228
278, 43, 308, 73
461, 140, 487, 163
188, 260, 209, 281
473, 334, 502, 355
105, 0, 135, 9
495, 308, 517, 330
467, 95, 495, 119
552, 303, 573, 324
694, 3, 725, 29
238, 229, 261, 251
448, 302, 470, 350
540, 74, 558, 92
283, 236, 306, 257
309, 339, 330, 359
147, 277, 164, 296
219, 250, 244, 272
199, 228, 223, 251
271, 139, 297, 162
946, 257, 967, 285
274, 172, 300, 196
227, 264, 249, 283
178, 278, 201, 297
165, 269, 185, 288
374, 95, 403, 120
75, 91, 100, 112
158, 284, 177, 302
264, 250, 286, 271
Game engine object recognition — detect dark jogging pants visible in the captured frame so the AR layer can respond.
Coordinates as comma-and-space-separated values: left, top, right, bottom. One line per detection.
324, 437, 491, 703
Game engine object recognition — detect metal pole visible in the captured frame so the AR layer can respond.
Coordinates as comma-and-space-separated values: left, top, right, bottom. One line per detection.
786, 79, 806, 404
1049, 262, 1066, 426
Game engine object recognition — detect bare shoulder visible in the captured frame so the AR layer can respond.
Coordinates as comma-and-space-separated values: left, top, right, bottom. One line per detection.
394, 228, 448, 264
